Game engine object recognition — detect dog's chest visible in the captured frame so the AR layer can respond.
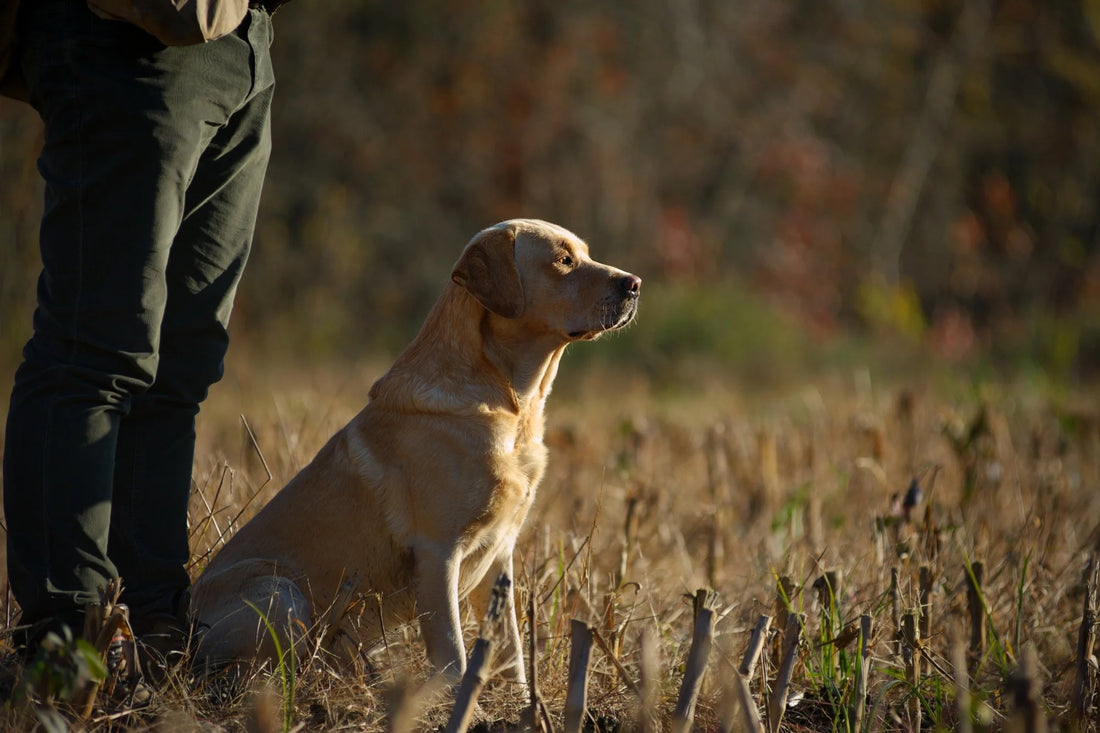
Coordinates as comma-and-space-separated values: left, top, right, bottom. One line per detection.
495, 431, 547, 505
456, 436, 545, 589
493, 399, 548, 476
463, 427, 547, 545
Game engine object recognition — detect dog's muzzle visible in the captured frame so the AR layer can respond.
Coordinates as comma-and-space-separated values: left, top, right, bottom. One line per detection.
570, 273, 641, 340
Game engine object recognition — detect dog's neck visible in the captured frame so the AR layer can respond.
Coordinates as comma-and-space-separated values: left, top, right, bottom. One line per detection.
480, 312, 567, 406
370, 284, 567, 419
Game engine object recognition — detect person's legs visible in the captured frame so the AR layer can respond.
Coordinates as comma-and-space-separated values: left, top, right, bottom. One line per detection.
3, 0, 272, 639
110, 11, 275, 625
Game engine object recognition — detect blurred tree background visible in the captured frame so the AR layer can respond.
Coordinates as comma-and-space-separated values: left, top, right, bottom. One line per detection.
2, 0, 1099, 381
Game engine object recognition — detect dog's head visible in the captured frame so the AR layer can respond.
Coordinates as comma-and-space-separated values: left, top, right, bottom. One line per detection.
452, 219, 640, 342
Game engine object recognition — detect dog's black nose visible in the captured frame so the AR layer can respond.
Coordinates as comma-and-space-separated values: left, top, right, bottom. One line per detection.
621, 274, 642, 298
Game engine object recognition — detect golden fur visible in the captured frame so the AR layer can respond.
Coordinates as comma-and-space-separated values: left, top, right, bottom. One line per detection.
189, 219, 641, 681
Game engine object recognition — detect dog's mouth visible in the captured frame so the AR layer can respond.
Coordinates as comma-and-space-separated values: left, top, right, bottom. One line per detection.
568, 298, 638, 341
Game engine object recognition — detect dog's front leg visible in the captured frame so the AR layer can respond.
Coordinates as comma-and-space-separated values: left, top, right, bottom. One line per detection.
414, 540, 466, 681
470, 549, 527, 685
498, 552, 528, 685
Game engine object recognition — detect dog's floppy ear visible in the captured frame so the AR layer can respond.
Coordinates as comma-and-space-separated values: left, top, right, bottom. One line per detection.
452, 226, 524, 318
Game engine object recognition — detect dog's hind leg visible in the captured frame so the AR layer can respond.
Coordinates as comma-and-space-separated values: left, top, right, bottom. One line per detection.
193, 572, 312, 672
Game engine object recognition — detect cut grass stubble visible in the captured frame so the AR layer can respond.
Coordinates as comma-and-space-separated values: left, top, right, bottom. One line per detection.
4, 372, 1099, 731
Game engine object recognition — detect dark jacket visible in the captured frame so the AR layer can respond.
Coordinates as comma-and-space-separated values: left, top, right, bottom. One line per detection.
0, 0, 25, 100
0, 0, 292, 101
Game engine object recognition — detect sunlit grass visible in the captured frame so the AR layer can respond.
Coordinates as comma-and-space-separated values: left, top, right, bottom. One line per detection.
2, 352, 1098, 730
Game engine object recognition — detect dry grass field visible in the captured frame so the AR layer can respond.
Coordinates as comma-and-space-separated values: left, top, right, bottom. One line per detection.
2, 356, 1099, 732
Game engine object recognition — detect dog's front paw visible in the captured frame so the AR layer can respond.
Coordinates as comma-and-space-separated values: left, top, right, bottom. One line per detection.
497, 657, 528, 686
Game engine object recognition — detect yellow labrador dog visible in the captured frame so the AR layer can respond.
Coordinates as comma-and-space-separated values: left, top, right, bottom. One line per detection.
189, 219, 640, 682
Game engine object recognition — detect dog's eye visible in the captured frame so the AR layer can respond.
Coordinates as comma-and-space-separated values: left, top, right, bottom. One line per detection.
558, 255, 574, 268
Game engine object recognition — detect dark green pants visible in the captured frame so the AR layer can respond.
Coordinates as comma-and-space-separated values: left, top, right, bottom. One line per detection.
3, 0, 274, 636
